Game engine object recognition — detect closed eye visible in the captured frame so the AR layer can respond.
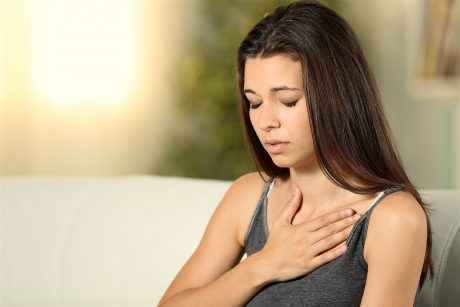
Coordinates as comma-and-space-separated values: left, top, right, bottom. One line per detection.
249, 102, 262, 109
282, 100, 299, 107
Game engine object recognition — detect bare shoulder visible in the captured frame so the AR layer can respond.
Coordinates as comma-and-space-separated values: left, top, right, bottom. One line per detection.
361, 191, 428, 305
364, 190, 427, 261
158, 172, 269, 303
225, 172, 268, 202
371, 191, 427, 228
221, 172, 269, 246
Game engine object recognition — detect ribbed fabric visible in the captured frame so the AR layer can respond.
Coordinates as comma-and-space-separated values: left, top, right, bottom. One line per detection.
244, 179, 418, 306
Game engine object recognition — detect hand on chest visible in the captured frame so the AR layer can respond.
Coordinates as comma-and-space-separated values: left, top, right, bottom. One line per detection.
267, 192, 375, 230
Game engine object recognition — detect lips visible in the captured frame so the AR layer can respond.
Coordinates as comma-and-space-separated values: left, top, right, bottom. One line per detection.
265, 140, 288, 154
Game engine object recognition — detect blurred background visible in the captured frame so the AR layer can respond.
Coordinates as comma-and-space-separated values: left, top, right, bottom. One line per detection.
0, 0, 459, 188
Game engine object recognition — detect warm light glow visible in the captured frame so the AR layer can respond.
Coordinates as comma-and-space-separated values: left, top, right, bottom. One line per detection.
26, 0, 135, 109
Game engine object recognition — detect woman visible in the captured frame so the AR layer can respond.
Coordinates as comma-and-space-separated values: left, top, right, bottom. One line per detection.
159, 1, 432, 306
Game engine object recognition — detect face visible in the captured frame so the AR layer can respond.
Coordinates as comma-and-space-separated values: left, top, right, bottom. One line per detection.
244, 54, 316, 169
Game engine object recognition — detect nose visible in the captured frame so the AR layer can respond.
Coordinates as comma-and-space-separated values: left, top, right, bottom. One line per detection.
257, 101, 280, 132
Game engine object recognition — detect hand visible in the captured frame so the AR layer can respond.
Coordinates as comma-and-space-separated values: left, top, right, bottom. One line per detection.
257, 187, 361, 282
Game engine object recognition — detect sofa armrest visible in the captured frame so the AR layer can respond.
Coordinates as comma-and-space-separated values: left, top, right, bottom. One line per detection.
418, 190, 460, 307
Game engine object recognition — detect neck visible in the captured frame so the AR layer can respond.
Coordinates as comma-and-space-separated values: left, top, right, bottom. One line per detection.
287, 163, 364, 213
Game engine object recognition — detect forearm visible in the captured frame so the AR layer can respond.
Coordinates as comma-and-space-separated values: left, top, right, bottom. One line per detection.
158, 253, 271, 307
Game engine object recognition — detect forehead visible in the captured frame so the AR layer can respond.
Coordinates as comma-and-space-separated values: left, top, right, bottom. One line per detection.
244, 55, 303, 91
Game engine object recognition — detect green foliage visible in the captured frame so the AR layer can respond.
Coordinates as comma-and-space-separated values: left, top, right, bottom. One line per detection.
155, 0, 284, 180
155, 0, 344, 180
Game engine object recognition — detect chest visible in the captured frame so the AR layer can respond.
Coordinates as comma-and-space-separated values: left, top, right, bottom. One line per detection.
245, 243, 368, 307
244, 196, 372, 307
265, 195, 374, 232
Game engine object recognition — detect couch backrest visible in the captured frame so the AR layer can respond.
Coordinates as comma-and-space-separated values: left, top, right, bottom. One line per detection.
417, 190, 460, 307
1, 176, 232, 307
0, 177, 458, 306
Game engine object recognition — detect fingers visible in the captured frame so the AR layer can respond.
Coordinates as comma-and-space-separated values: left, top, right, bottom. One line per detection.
312, 213, 361, 244
312, 223, 355, 256
273, 188, 302, 228
310, 242, 348, 268
302, 208, 356, 232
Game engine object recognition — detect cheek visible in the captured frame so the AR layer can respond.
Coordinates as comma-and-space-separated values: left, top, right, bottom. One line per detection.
285, 112, 312, 142
248, 111, 254, 124
249, 110, 262, 130
281, 107, 309, 128
300, 120, 313, 141
248, 112, 256, 130
248, 112, 261, 137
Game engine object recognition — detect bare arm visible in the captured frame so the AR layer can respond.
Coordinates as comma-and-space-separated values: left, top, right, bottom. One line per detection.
158, 174, 267, 306
360, 192, 427, 307
158, 252, 271, 307
159, 174, 361, 306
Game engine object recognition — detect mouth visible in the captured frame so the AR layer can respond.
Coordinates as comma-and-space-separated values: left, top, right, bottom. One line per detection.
265, 140, 288, 154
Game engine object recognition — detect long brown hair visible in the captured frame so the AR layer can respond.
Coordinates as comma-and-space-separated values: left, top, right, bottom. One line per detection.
236, 0, 432, 288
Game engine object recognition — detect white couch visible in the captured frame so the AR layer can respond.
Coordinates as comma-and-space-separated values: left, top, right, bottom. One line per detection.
0, 176, 458, 307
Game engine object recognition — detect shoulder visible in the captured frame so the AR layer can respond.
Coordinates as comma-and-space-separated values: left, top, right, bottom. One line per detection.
364, 190, 427, 262
370, 191, 427, 231
219, 172, 270, 246
360, 191, 428, 305
225, 172, 269, 200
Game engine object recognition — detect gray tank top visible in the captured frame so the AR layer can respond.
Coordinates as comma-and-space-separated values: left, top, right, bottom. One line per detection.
244, 178, 419, 306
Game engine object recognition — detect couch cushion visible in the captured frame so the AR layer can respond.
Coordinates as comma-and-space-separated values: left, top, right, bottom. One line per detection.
418, 190, 460, 307
1, 176, 231, 306
1, 177, 458, 307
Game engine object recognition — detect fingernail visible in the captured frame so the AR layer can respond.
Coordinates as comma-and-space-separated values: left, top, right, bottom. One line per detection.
345, 209, 354, 215
353, 214, 361, 221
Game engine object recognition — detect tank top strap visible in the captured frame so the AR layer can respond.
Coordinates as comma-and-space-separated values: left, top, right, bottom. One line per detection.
362, 186, 405, 241
244, 178, 275, 247
366, 187, 405, 214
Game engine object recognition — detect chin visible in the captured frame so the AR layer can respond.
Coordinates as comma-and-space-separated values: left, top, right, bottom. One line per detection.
269, 155, 296, 168
270, 153, 315, 170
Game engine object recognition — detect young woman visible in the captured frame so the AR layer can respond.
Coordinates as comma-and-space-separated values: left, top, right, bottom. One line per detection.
159, 1, 432, 306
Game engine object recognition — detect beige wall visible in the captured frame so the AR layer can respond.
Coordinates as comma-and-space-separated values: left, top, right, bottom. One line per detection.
0, 0, 193, 175
0, 0, 458, 188
350, 0, 459, 189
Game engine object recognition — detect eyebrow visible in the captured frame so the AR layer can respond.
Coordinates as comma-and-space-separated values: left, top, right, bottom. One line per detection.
244, 86, 300, 94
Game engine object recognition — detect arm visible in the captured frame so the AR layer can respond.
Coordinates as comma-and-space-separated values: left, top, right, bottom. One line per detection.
159, 173, 360, 306
360, 192, 427, 307
158, 173, 267, 306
